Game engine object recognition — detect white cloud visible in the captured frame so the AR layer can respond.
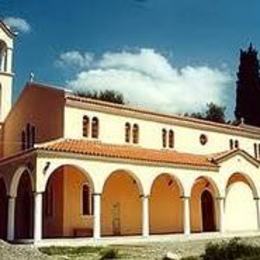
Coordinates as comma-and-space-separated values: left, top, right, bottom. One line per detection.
61, 48, 232, 114
56, 51, 94, 69
3, 17, 31, 33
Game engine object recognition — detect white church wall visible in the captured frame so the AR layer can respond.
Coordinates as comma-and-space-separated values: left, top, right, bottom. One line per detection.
64, 105, 260, 157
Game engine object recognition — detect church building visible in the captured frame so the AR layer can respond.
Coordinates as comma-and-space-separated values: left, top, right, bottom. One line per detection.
1, 21, 260, 245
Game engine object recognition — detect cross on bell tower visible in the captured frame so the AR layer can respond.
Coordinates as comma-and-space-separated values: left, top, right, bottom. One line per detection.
0, 21, 15, 122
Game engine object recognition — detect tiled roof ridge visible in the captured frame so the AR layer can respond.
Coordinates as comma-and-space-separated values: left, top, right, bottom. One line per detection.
36, 138, 218, 168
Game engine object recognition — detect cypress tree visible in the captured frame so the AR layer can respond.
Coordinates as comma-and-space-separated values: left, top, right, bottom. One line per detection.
235, 43, 260, 126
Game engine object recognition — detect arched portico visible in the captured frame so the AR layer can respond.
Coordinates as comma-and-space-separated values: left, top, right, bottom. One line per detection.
101, 169, 143, 236
225, 172, 258, 232
43, 165, 94, 238
149, 173, 184, 234
190, 176, 219, 233
15, 170, 34, 239
0, 178, 8, 240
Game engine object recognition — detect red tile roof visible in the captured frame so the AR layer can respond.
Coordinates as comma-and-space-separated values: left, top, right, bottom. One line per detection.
37, 139, 217, 169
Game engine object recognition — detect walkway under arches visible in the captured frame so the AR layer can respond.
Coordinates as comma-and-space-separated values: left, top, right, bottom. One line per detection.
101, 170, 143, 236
43, 165, 94, 238
15, 171, 34, 239
0, 178, 7, 240
149, 174, 183, 234
190, 176, 219, 233
225, 173, 258, 232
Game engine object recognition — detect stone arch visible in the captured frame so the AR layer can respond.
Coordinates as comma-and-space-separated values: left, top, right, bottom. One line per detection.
225, 172, 258, 231
101, 169, 143, 236
43, 164, 95, 238
43, 164, 95, 192
9, 166, 35, 197
101, 169, 144, 195
149, 173, 184, 234
190, 176, 220, 233
0, 177, 8, 240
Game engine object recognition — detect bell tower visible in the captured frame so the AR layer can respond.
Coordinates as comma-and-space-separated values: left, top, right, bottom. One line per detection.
0, 21, 15, 122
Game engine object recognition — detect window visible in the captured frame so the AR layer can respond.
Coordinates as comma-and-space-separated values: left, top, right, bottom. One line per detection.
83, 116, 89, 137
234, 140, 239, 149
169, 130, 174, 148
230, 139, 234, 150
91, 117, 99, 139
21, 131, 26, 151
82, 184, 91, 215
254, 143, 258, 158
258, 144, 260, 159
45, 183, 54, 217
26, 123, 31, 149
200, 134, 208, 145
162, 129, 167, 148
132, 124, 139, 144
125, 123, 131, 143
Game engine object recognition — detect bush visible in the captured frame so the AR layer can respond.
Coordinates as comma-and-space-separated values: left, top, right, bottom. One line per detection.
181, 257, 200, 260
99, 248, 119, 259
202, 238, 260, 260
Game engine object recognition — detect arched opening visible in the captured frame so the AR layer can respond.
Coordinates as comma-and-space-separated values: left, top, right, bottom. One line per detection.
101, 170, 142, 236
0, 41, 7, 72
190, 177, 218, 233
43, 165, 94, 238
150, 174, 183, 234
15, 171, 34, 239
225, 173, 258, 232
201, 190, 215, 232
0, 178, 7, 240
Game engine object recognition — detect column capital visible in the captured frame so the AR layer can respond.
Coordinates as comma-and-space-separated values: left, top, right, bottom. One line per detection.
93, 193, 102, 196
8, 195, 16, 199
180, 196, 190, 199
140, 194, 150, 199
216, 197, 225, 200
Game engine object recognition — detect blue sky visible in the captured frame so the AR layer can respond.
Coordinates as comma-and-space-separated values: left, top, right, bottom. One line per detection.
2, 0, 260, 118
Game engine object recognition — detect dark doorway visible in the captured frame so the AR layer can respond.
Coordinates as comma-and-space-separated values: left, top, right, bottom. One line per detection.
201, 190, 216, 232
0, 178, 8, 240
15, 172, 34, 239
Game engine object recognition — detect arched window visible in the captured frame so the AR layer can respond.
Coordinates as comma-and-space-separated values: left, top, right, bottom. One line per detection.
31, 125, 36, 147
83, 116, 89, 137
162, 129, 167, 148
168, 130, 174, 148
125, 123, 131, 143
229, 139, 234, 150
26, 123, 31, 149
254, 143, 258, 158
82, 184, 91, 215
0, 41, 7, 72
21, 131, 26, 151
91, 117, 99, 139
132, 124, 139, 144
234, 140, 239, 149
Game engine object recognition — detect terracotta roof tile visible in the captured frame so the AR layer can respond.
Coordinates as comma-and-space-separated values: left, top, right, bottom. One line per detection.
37, 139, 217, 169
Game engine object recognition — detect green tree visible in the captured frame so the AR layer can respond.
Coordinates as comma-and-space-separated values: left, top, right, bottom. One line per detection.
76, 89, 125, 105
188, 103, 226, 123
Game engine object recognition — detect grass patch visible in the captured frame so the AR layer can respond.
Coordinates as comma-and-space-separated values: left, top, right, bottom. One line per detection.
39, 246, 103, 256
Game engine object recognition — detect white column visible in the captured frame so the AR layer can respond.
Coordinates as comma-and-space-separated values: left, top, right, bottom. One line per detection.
6, 48, 13, 73
142, 195, 149, 237
182, 196, 190, 235
7, 196, 16, 241
217, 197, 225, 233
34, 192, 43, 243
255, 197, 260, 230
93, 193, 101, 239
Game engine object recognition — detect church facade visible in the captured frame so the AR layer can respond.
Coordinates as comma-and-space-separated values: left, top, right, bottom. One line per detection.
1, 21, 260, 244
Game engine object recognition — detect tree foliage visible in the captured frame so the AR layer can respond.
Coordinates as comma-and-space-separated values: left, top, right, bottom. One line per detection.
76, 89, 125, 105
187, 102, 226, 123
